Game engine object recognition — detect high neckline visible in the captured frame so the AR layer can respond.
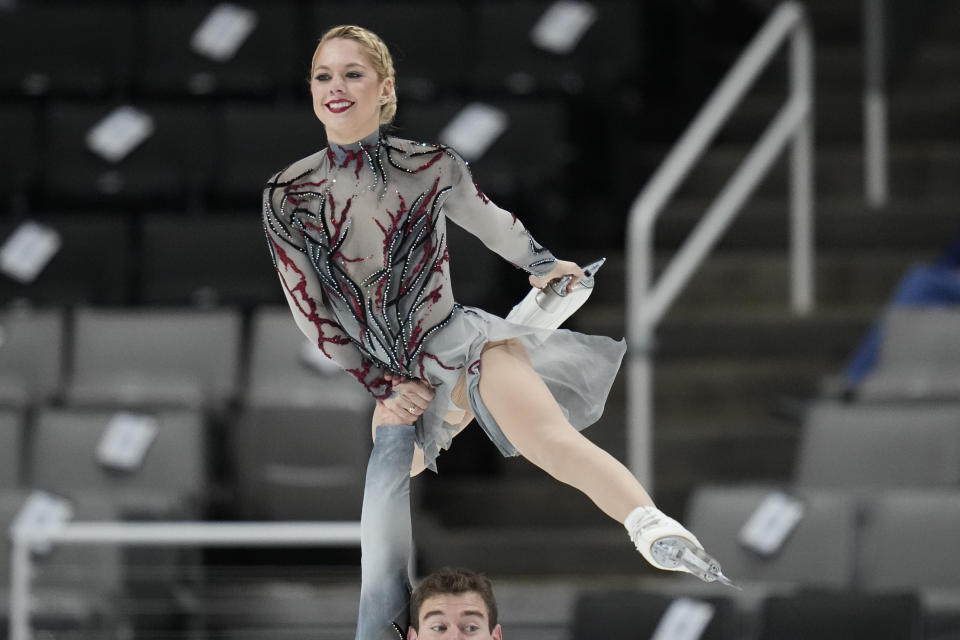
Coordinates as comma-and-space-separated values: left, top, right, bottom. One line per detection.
328, 129, 382, 165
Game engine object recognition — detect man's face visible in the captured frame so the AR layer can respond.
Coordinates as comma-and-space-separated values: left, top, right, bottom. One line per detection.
408, 592, 503, 639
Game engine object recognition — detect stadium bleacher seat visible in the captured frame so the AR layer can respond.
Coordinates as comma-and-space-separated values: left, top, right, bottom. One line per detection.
793, 401, 960, 489
242, 306, 372, 519
246, 306, 351, 406
66, 307, 241, 409
216, 102, 326, 205
686, 484, 857, 590
43, 102, 214, 205
757, 591, 923, 640
140, 213, 281, 307
136, 2, 303, 97
472, 0, 640, 96
0, 3, 134, 97
859, 307, 960, 401
0, 215, 131, 305
396, 97, 571, 230
0, 106, 39, 200
28, 407, 207, 517
233, 404, 369, 521
0, 307, 64, 407
308, 1, 470, 99
0, 409, 24, 488
571, 589, 739, 640
860, 489, 960, 592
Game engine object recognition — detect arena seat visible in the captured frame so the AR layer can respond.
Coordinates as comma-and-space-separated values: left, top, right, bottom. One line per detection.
246, 306, 352, 406
28, 407, 207, 517
860, 489, 960, 592
0, 409, 24, 488
472, 0, 640, 96
309, 1, 470, 98
241, 306, 372, 519
859, 307, 960, 401
140, 213, 281, 307
686, 484, 857, 589
136, 1, 302, 97
233, 403, 369, 521
215, 103, 326, 205
396, 97, 570, 229
0, 215, 131, 305
0, 3, 134, 97
67, 307, 241, 409
757, 591, 923, 640
571, 589, 739, 640
793, 401, 960, 489
0, 105, 39, 199
0, 307, 64, 407
43, 102, 214, 205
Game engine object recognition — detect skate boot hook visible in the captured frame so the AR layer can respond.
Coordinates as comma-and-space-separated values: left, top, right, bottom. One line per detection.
625, 505, 741, 590
650, 536, 741, 590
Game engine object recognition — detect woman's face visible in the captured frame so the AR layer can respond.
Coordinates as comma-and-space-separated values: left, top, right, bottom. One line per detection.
310, 38, 393, 144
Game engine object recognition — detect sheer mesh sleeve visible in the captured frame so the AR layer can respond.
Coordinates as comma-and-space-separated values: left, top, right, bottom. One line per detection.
441, 150, 557, 276
262, 179, 392, 400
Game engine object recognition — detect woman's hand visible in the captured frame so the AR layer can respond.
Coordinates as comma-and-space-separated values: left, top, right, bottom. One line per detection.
381, 373, 435, 423
528, 260, 585, 293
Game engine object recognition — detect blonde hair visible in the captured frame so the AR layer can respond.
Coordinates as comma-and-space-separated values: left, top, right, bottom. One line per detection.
312, 25, 397, 126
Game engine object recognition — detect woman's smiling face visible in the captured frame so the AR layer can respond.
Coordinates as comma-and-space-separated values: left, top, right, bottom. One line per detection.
310, 37, 394, 144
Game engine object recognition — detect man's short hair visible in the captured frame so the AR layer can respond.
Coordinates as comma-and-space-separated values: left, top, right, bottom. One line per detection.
409, 567, 499, 632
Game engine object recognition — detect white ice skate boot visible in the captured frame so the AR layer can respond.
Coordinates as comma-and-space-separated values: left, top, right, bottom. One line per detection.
625, 505, 740, 589
506, 258, 605, 330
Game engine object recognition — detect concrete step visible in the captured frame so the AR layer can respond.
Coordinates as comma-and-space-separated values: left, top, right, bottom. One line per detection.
904, 42, 960, 89
654, 142, 960, 199
715, 89, 960, 144
650, 196, 960, 251
571, 305, 870, 360
416, 517, 649, 577
569, 249, 931, 311
424, 411, 798, 527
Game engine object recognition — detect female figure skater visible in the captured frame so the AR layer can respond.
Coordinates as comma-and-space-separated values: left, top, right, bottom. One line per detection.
262, 25, 729, 640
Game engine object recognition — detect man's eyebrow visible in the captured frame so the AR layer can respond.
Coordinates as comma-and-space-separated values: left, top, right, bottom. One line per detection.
460, 610, 487, 619
422, 609, 487, 620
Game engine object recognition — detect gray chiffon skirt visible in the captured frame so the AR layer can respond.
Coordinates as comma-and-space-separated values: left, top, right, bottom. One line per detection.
412, 306, 627, 471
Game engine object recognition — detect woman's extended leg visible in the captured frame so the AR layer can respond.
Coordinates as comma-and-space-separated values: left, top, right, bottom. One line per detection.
476, 341, 737, 583
478, 340, 652, 522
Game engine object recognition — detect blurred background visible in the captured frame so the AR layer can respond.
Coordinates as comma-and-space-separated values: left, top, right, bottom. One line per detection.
2, 0, 960, 638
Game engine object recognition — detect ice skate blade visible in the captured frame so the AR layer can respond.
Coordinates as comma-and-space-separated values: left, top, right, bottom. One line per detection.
651, 536, 742, 590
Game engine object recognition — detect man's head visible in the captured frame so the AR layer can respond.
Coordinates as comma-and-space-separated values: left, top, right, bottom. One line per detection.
408, 568, 502, 639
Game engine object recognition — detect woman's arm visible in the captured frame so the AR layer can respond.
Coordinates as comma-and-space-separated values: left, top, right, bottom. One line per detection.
440, 149, 558, 279
263, 182, 393, 400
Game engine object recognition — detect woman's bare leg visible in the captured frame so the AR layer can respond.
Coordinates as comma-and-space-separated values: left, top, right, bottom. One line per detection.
478, 341, 653, 523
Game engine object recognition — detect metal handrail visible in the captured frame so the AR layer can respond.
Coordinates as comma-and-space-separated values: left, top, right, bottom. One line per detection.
9, 521, 362, 640
625, 1, 815, 488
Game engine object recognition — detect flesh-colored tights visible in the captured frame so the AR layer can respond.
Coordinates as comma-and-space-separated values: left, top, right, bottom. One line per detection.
376, 339, 655, 524
476, 340, 653, 523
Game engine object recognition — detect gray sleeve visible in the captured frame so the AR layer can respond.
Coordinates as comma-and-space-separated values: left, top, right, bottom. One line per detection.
440, 149, 556, 276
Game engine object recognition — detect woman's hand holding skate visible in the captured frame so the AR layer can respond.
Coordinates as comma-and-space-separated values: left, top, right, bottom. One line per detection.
528, 260, 584, 293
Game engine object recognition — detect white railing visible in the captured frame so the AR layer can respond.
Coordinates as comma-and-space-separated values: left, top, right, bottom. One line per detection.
862, 0, 888, 207
625, 2, 815, 488
9, 521, 362, 640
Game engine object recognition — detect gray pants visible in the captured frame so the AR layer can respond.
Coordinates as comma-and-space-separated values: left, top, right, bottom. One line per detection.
355, 424, 416, 640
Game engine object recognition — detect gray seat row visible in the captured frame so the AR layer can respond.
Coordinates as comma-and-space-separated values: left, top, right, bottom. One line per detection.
0, 305, 371, 410
687, 485, 960, 593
